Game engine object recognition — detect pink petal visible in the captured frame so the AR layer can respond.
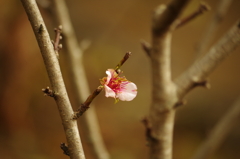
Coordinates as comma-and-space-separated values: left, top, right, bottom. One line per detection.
104, 85, 116, 98
116, 82, 137, 101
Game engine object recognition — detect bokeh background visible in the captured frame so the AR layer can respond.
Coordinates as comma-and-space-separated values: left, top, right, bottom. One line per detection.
0, 0, 240, 159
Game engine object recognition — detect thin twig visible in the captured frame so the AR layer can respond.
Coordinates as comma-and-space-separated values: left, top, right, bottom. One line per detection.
20, 0, 85, 159
73, 52, 132, 118
191, 95, 240, 159
175, 2, 210, 29
52, 25, 63, 58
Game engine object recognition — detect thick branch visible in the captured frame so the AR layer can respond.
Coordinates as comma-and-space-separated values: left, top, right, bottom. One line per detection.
20, 0, 85, 159
175, 20, 240, 99
52, 0, 110, 158
191, 95, 240, 159
147, 1, 190, 159
152, 0, 191, 36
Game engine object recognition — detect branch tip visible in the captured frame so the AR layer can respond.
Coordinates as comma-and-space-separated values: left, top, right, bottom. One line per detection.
115, 52, 132, 71
60, 143, 70, 156
175, 2, 211, 29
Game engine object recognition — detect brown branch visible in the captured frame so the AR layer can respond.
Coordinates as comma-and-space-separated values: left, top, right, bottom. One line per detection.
74, 52, 132, 118
115, 52, 131, 72
196, 0, 233, 56
73, 86, 103, 119
191, 95, 240, 159
20, 0, 85, 159
175, 20, 240, 100
175, 2, 211, 29
51, 0, 110, 158
147, 0, 190, 159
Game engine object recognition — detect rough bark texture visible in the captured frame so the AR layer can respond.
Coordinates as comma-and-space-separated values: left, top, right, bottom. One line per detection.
20, 0, 85, 159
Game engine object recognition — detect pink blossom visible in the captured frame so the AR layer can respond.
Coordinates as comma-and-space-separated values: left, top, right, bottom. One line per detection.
100, 69, 137, 102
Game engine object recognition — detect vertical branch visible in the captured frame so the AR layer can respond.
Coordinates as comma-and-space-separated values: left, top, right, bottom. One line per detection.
20, 0, 85, 159
51, 0, 110, 159
191, 96, 240, 159
146, 0, 190, 159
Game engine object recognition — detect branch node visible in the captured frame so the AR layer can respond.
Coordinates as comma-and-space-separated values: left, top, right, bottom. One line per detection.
192, 78, 211, 89
142, 117, 158, 145
38, 24, 44, 33
141, 39, 151, 56
73, 104, 90, 119
60, 143, 70, 156
42, 86, 55, 97
73, 86, 103, 119
174, 99, 187, 108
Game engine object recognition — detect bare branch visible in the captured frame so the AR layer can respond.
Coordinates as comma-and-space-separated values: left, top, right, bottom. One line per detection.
52, 25, 63, 58
20, 0, 85, 158
175, 2, 210, 29
147, 0, 190, 159
196, 0, 233, 56
74, 52, 132, 118
51, 0, 110, 158
191, 95, 240, 159
175, 20, 240, 99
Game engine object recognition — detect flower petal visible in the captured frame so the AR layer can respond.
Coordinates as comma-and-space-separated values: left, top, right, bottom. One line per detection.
105, 70, 112, 84
104, 85, 116, 98
116, 82, 137, 101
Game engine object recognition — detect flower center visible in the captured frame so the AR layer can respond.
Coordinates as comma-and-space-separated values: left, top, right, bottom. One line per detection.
107, 77, 128, 93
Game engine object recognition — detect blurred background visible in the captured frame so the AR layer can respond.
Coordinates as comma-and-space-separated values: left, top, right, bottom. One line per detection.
0, 0, 240, 159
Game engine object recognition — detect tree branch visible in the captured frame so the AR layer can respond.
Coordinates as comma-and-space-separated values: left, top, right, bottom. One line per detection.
73, 52, 132, 118
196, 0, 233, 56
175, 2, 210, 29
20, 0, 85, 159
51, 0, 110, 158
191, 95, 240, 159
175, 20, 240, 100
147, 0, 190, 159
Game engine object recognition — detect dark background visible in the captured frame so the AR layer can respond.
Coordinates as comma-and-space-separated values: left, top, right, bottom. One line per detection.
0, 0, 240, 159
